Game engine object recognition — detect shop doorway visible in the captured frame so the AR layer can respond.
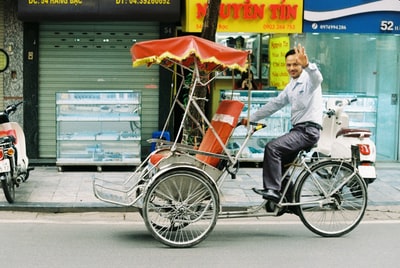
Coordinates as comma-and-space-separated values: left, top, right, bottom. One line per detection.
375, 36, 400, 161
304, 33, 400, 162
38, 22, 160, 159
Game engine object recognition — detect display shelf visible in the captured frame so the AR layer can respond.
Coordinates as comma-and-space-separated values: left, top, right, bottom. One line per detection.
220, 90, 377, 163
221, 90, 290, 163
323, 95, 377, 140
56, 90, 141, 169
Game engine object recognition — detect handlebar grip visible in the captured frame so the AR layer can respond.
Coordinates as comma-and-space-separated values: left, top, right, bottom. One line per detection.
254, 124, 266, 131
248, 122, 267, 132
236, 121, 266, 130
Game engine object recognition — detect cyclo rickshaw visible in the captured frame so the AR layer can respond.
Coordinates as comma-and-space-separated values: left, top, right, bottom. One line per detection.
93, 36, 368, 248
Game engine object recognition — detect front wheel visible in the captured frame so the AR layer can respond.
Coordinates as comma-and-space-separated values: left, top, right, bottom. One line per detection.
295, 160, 367, 237
143, 169, 219, 248
1, 173, 15, 203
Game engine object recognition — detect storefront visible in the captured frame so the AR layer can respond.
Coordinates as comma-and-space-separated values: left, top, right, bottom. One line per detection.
0, 4, 4, 104
303, 0, 400, 161
12, 0, 180, 165
183, 0, 400, 162
2, 0, 400, 163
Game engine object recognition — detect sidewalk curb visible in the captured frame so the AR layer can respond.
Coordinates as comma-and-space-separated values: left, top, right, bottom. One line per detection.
0, 202, 135, 213
1, 202, 400, 215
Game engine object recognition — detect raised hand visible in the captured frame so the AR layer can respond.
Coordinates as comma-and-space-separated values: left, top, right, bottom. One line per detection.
295, 43, 309, 68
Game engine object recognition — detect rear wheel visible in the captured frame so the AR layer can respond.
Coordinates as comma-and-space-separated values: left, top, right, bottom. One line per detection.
295, 160, 367, 237
143, 169, 219, 248
1, 173, 15, 203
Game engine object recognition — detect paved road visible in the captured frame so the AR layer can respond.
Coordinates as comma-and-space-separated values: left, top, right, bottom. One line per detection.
0, 212, 399, 268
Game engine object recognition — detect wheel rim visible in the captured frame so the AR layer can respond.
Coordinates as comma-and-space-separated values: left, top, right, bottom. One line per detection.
296, 161, 367, 237
143, 170, 219, 247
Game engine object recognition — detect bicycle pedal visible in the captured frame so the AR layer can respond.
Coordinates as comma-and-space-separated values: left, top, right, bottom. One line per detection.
265, 201, 276, 212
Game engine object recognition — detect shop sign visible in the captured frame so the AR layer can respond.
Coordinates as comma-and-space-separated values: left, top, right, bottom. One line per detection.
304, 0, 400, 33
18, 0, 180, 22
182, 0, 303, 33
268, 35, 290, 90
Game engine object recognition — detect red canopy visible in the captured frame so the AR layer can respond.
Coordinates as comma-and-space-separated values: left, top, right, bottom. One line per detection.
131, 35, 249, 72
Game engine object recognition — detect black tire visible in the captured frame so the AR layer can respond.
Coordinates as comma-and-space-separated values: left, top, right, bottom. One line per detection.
295, 160, 367, 237
143, 169, 219, 248
1, 173, 15, 203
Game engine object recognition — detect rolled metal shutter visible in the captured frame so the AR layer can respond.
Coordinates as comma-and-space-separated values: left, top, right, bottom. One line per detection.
0, 2, 4, 107
39, 22, 159, 159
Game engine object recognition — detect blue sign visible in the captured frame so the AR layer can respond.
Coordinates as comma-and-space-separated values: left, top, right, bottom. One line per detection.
304, 0, 400, 33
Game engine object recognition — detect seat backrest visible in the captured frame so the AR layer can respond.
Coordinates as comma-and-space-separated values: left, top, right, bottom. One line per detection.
196, 100, 244, 167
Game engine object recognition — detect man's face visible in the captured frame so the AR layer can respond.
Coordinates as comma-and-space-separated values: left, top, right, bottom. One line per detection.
286, 54, 302, 79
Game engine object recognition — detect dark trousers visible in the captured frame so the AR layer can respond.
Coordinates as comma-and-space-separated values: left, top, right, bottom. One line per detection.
262, 124, 320, 191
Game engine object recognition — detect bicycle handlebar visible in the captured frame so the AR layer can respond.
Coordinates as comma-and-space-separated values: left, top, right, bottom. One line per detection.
236, 121, 267, 132
326, 98, 358, 116
252, 123, 267, 131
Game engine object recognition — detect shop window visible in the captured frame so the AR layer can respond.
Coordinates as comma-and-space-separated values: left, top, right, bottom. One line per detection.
216, 33, 280, 89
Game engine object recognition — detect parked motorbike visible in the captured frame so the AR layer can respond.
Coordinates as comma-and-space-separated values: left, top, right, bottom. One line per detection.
0, 101, 33, 203
313, 98, 376, 184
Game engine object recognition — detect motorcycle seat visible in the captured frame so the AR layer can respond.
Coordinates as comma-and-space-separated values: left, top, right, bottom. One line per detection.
336, 128, 371, 138
0, 135, 13, 144
0, 129, 17, 144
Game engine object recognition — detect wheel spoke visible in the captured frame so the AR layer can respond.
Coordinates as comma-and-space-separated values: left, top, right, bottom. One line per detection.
143, 170, 219, 247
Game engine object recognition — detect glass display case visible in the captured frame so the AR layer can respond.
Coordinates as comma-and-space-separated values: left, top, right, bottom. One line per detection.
56, 90, 141, 170
323, 95, 377, 142
220, 90, 291, 163
220, 91, 377, 163
215, 33, 271, 88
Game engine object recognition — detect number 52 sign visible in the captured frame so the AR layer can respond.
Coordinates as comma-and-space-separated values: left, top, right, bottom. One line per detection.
380, 20, 397, 32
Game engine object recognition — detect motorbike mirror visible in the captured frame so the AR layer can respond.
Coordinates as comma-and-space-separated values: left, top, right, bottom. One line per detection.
335, 100, 343, 106
0, 49, 9, 73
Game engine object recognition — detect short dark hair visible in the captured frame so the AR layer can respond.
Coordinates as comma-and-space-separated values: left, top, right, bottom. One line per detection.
285, 49, 296, 58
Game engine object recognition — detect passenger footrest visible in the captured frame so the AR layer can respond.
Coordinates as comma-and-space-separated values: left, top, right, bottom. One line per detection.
93, 171, 145, 206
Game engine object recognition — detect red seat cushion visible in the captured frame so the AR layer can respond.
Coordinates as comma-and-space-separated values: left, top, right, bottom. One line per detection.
195, 100, 244, 167
150, 100, 244, 167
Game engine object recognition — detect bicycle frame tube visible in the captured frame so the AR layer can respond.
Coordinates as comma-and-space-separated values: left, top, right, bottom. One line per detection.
286, 159, 359, 207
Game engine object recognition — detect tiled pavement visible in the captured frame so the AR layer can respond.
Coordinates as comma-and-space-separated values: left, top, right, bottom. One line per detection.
0, 163, 400, 217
